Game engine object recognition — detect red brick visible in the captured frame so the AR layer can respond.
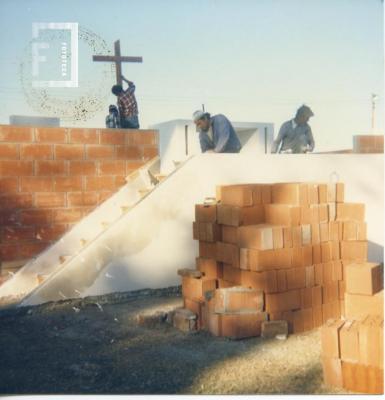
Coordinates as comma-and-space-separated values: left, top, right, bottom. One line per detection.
114, 176, 127, 188
126, 161, 146, 172
0, 161, 33, 176
2, 226, 35, 242
68, 192, 98, 207
143, 146, 158, 159
69, 128, 99, 144
126, 131, 158, 145
98, 160, 127, 175
36, 160, 67, 176
98, 191, 114, 203
0, 211, 19, 226
20, 177, 53, 192
0, 243, 20, 261
35, 225, 67, 241
52, 208, 83, 223
54, 176, 83, 191
100, 131, 126, 145
0, 125, 33, 142
116, 145, 142, 159
69, 161, 96, 176
35, 127, 67, 143
55, 144, 84, 160
87, 145, 115, 159
20, 144, 52, 160
19, 242, 49, 258
20, 209, 52, 225
35, 192, 66, 208
0, 193, 33, 209
0, 143, 19, 159
86, 176, 115, 191
0, 177, 19, 192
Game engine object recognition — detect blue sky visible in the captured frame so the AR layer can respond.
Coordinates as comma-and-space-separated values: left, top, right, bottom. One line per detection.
0, 0, 383, 151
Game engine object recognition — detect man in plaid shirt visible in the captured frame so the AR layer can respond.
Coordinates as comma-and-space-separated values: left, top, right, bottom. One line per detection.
111, 75, 140, 129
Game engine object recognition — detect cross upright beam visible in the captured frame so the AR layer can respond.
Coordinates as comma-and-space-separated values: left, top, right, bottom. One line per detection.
92, 40, 143, 86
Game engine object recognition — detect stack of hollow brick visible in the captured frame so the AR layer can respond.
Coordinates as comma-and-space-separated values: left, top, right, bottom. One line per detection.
353, 135, 384, 153
321, 261, 384, 394
178, 182, 371, 339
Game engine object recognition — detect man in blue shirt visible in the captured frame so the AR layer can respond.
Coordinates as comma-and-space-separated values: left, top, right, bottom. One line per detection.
193, 110, 242, 153
271, 105, 315, 154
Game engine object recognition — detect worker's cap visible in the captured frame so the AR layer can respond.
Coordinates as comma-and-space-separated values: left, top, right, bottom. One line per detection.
192, 110, 206, 122
109, 104, 118, 111
296, 105, 314, 118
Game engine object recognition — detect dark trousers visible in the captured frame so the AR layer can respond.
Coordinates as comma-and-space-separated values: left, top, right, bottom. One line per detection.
121, 115, 140, 129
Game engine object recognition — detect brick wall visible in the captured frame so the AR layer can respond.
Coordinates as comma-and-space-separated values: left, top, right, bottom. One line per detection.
0, 125, 158, 264
353, 135, 384, 153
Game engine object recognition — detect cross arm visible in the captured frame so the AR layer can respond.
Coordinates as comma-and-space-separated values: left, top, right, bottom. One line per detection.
92, 55, 143, 63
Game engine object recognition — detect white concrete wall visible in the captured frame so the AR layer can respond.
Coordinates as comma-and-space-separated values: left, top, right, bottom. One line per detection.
20, 154, 383, 306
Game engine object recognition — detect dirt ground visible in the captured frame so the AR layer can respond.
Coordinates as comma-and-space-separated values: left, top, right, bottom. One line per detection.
0, 287, 352, 395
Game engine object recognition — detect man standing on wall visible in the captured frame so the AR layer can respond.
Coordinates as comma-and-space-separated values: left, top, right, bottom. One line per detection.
271, 105, 315, 154
111, 75, 140, 129
193, 110, 242, 153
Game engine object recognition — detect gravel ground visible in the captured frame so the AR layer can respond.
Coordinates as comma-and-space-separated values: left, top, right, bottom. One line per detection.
0, 288, 352, 395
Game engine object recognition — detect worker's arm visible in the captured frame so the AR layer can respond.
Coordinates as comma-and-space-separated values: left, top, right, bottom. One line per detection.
307, 126, 315, 151
271, 123, 286, 153
121, 75, 135, 94
213, 115, 232, 153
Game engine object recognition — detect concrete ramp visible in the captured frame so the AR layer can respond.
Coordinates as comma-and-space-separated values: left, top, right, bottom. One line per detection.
0, 154, 383, 307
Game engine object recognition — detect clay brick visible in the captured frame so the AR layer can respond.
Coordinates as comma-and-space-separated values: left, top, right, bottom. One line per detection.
87, 145, 115, 159
0, 143, 19, 159
223, 264, 242, 284
69, 161, 96, 176
216, 312, 268, 339
214, 286, 264, 313
217, 204, 265, 226
237, 224, 274, 250
35, 192, 66, 208
0, 243, 20, 261
312, 285, 323, 307
193, 222, 221, 242
69, 128, 99, 144
0, 193, 33, 209
328, 221, 340, 242
340, 319, 360, 362
302, 308, 314, 331
19, 242, 49, 258
301, 225, 311, 246
20, 177, 53, 192
0, 177, 18, 192
143, 146, 158, 159
216, 184, 254, 206
52, 208, 83, 224
322, 282, 339, 304
2, 226, 35, 242
338, 280, 346, 300
178, 268, 203, 279
182, 276, 217, 300
307, 183, 319, 204
318, 184, 327, 203
240, 270, 266, 291
292, 226, 302, 247
300, 206, 312, 225
0, 160, 33, 176
293, 309, 305, 333
100, 131, 126, 145
292, 245, 312, 267
196, 257, 223, 279
336, 203, 365, 222
85, 176, 115, 191
345, 262, 383, 295
35, 127, 67, 143
283, 227, 293, 248
217, 279, 234, 289
322, 357, 343, 388
261, 320, 288, 338
265, 289, 301, 313
277, 269, 287, 292
35, 225, 67, 241
342, 361, 383, 394
300, 287, 313, 309
216, 242, 239, 267
340, 241, 368, 262
221, 225, 238, 244
55, 144, 84, 160
358, 316, 383, 368
345, 291, 384, 320
318, 204, 329, 223
264, 204, 301, 226
271, 183, 308, 205
253, 184, 272, 204
321, 242, 333, 262
332, 260, 343, 281
0, 125, 32, 142
319, 223, 329, 242
323, 261, 333, 283
114, 176, 127, 188
183, 298, 205, 329
313, 244, 322, 264
126, 130, 158, 146
305, 265, 315, 287
126, 161, 146, 172
314, 263, 323, 285
328, 202, 336, 221
240, 247, 292, 271
286, 267, 306, 290
313, 306, 323, 328
320, 318, 345, 358
54, 176, 83, 192
199, 241, 217, 259
20, 144, 51, 160
67, 192, 97, 207
195, 204, 217, 223
264, 270, 278, 293
340, 300, 345, 317
116, 145, 142, 159
36, 160, 67, 176
97, 191, 114, 203
309, 205, 320, 224
98, 160, 127, 175
322, 301, 341, 323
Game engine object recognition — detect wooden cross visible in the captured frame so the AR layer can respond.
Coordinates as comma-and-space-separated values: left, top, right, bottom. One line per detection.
93, 40, 142, 86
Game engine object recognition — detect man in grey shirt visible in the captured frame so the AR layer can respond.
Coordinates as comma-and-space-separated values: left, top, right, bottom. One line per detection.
271, 105, 315, 153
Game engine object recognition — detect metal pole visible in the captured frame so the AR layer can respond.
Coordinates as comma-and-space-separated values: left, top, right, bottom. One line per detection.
202, 104, 205, 112
264, 127, 268, 154
371, 94, 378, 132
185, 125, 188, 155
